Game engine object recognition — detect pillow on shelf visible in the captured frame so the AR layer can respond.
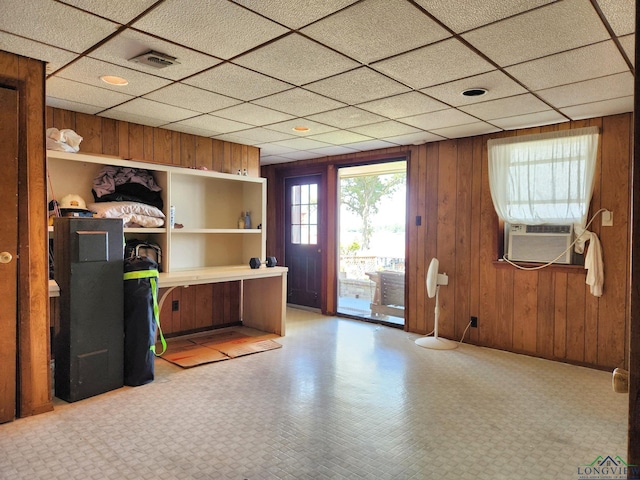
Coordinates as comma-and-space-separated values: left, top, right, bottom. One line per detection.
87, 201, 165, 219
87, 201, 165, 228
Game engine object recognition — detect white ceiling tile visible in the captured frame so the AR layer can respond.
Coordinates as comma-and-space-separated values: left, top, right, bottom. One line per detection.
429, 121, 501, 139
233, 33, 359, 86
491, 110, 569, 130
342, 139, 398, 151
619, 34, 635, 66
261, 155, 301, 165
421, 70, 529, 106
223, 128, 296, 143
272, 138, 334, 151
162, 123, 216, 138
58, 0, 157, 24
560, 96, 634, 120
279, 151, 325, 161
596, 0, 636, 36
265, 119, 338, 136
398, 108, 478, 130
462, 0, 610, 67
211, 133, 258, 146
307, 130, 372, 145
306, 107, 388, 129
357, 92, 448, 118
0, 33, 77, 74
252, 88, 346, 117
372, 38, 494, 89
0, 0, 118, 53
212, 103, 294, 126
301, 0, 450, 64
459, 94, 551, 120
257, 144, 299, 156
308, 146, 361, 156
304, 68, 411, 105
231, 0, 359, 29
105, 98, 200, 124
184, 63, 291, 101
171, 114, 255, 135
55, 57, 172, 96
131, 0, 288, 59
536, 72, 634, 108
88, 29, 221, 80
414, 0, 555, 33
99, 109, 166, 127
505, 41, 629, 91
144, 84, 241, 113
383, 131, 445, 145
46, 77, 133, 109
349, 121, 421, 138
46, 97, 103, 115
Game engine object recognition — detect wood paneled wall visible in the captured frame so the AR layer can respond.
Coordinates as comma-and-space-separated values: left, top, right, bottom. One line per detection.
0, 50, 53, 418
263, 113, 632, 370
46, 107, 260, 175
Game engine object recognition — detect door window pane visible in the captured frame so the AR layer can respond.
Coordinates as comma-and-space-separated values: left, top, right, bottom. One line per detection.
290, 182, 318, 245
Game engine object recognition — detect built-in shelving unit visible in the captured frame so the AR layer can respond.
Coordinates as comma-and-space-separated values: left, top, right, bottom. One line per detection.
46, 150, 267, 273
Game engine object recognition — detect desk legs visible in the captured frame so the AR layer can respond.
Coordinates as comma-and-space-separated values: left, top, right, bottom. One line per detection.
242, 273, 287, 336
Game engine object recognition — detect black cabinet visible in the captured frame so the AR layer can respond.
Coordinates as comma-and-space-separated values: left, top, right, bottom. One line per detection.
53, 217, 124, 402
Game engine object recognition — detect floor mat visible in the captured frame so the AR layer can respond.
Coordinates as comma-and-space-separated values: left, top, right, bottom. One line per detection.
160, 329, 282, 368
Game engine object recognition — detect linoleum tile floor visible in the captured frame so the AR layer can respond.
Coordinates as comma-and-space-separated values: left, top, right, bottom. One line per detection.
0, 307, 628, 480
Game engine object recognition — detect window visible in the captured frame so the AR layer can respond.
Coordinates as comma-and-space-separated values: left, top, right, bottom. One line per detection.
488, 126, 599, 228
290, 183, 318, 245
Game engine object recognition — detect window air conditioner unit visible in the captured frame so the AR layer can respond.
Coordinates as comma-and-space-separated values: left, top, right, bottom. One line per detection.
507, 224, 573, 264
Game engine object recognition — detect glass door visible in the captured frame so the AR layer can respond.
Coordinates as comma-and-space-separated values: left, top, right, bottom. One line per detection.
337, 161, 406, 326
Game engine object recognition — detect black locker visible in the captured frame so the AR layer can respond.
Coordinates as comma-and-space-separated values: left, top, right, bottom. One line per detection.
53, 217, 124, 402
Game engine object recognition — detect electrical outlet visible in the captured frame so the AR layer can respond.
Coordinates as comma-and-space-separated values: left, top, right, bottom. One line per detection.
602, 210, 613, 227
470, 316, 478, 328
172, 300, 179, 312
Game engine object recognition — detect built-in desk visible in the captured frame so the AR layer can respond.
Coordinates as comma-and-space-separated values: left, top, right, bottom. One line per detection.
158, 265, 288, 336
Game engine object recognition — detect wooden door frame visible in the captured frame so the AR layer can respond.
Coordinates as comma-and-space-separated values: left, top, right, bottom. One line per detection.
0, 52, 53, 418
628, 19, 640, 468
268, 165, 330, 313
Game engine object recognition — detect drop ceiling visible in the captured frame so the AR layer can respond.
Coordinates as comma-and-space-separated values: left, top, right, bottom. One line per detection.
0, 0, 635, 165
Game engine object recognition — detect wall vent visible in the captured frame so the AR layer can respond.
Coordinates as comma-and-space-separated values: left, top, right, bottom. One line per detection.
128, 51, 179, 69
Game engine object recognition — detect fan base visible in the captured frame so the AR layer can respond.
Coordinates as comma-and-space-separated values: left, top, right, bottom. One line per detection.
415, 336, 458, 350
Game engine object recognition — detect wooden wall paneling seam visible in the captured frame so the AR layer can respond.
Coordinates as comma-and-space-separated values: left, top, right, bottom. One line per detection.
181, 133, 196, 168
553, 272, 568, 359
583, 117, 602, 366
325, 165, 337, 315
437, 140, 457, 339
195, 136, 213, 171
468, 136, 483, 344
454, 138, 472, 340
536, 269, 555, 358
406, 147, 420, 333
598, 114, 631, 368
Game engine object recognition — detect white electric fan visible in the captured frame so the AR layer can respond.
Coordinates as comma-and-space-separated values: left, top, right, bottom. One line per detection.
415, 258, 457, 350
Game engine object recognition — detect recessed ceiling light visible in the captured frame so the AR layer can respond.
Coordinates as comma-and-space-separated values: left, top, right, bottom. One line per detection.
461, 88, 487, 97
292, 126, 310, 132
100, 75, 129, 86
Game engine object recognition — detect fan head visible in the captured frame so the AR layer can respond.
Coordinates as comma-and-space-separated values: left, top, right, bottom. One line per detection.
426, 257, 448, 298
426, 258, 439, 298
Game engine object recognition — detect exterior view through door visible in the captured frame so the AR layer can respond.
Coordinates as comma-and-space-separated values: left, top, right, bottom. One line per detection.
337, 161, 407, 327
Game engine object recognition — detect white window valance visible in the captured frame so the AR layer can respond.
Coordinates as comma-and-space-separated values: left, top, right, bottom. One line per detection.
487, 126, 599, 228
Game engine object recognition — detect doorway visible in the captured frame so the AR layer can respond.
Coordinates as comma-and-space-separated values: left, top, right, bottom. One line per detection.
336, 161, 407, 327
284, 175, 322, 309
0, 85, 19, 423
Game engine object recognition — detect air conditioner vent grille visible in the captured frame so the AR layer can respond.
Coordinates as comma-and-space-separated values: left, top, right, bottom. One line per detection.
128, 51, 179, 69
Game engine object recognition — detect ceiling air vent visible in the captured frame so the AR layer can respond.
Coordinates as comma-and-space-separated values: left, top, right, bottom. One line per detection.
128, 51, 179, 69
